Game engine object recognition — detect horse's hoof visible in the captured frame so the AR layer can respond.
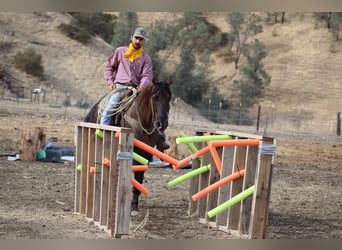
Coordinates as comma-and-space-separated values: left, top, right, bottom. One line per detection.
131, 210, 140, 217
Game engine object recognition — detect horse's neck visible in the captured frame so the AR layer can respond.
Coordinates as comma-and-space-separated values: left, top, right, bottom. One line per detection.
123, 95, 152, 129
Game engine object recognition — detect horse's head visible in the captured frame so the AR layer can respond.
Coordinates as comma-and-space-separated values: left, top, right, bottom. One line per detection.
151, 77, 172, 132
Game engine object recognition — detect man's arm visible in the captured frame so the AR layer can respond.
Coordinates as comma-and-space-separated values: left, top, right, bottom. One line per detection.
139, 55, 153, 89
104, 49, 119, 85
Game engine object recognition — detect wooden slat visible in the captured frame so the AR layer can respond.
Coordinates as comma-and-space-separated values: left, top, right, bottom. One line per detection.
107, 131, 119, 230
86, 128, 95, 218
197, 146, 211, 219
216, 145, 235, 226
100, 130, 111, 226
188, 131, 204, 215
113, 131, 133, 237
206, 146, 221, 222
93, 130, 103, 222
227, 144, 247, 230
79, 127, 89, 214
239, 145, 258, 235
249, 151, 273, 239
74, 125, 82, 213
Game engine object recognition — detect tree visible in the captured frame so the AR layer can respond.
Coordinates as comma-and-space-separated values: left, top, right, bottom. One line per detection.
330, 12, 342, 40
266, 12, 286, 24
68, 12, 117, 43
233, 39, 271, 107
314, 12, 342, 40
173, 45, 209, 104
225, 12, 263, 69
111, 12, 138, 48
173, 45, 196, 102
144, 20, 178, 76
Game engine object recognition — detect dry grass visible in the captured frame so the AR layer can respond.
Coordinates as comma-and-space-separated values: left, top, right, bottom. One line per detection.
1, 12, 342, 135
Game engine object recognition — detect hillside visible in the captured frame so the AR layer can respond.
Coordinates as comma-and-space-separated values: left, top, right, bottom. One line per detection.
0, 12, 113, 100
1, 12, 342, 135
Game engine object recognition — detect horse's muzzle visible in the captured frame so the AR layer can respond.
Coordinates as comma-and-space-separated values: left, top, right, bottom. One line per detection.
156, 121, 168, 131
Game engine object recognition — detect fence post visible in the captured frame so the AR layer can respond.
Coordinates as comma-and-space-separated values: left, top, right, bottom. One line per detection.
256, 105, 261, 132
337, 112, 341, 136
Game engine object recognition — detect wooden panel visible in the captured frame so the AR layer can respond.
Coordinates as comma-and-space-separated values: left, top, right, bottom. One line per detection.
100, 130, 111, 226
249, 152, 273, 239
114, 131, 134, 237
227, 144, 247, 230
188, 131, 204, 215
216, 145, 235, 226
74, 125, 82, 213
193, 129, 275, 239
107, 131, 119, 230
79, 127, 89, 214
239, 145, 258, 235
206, 146, 221, 222
86, 128, 95, 218
197, 146, 211, 219
93, 130, 103, 222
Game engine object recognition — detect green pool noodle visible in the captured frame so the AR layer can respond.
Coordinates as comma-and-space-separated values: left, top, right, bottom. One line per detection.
167, 164, 211, 188
207, 185, 255, 218
176, 134, 234, 144
133, 152, 149, 165
179, 132, 199, 154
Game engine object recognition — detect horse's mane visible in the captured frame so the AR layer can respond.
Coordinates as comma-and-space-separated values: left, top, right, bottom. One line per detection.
124, 81, 171, 132
136, 83, 153, 108
129, 83, 154, 128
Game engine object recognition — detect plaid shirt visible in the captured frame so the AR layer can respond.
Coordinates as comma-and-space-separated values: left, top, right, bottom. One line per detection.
104, 46, 153, 89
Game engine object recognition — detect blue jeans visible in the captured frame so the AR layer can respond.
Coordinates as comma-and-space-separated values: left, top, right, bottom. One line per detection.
100, 84, 126, 125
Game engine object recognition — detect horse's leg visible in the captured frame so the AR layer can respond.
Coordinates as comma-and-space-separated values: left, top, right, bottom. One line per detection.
156, 132, 170, 152
131, 147, 152, 215
131, 165, 143, 214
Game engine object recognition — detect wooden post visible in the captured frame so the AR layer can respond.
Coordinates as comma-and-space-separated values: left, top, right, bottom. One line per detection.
256, 105, 261, 132
19, 127, 46, 161
337, 112, 341, 136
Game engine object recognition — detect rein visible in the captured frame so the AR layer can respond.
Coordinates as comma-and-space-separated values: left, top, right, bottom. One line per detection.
98, 86, 138, 118
123, 86, 161, 136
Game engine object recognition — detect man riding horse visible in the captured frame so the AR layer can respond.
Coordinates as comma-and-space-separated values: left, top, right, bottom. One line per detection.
97, 27, 171, 215
99, 27, 170, 150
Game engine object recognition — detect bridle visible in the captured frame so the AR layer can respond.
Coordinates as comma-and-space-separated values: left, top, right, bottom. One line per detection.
123, 83, 168, 136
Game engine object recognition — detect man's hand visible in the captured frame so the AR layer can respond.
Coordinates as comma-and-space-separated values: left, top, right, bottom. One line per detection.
108, 83, 115, 91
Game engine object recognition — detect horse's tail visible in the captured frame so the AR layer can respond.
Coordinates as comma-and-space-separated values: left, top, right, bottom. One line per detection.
84, 94, 107, 123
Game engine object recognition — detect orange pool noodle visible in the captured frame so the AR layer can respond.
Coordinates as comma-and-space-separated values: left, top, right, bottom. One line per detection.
208, 139, 260, 148
192, 169, 245, 201
103, 157, 110, 168
133, 138, 179, 167
209, 144, 222, 173
131, 178, 149, 196
132, 165, 148, 172
90, 166, 96, 174
116, 131, 179, 167
174, 145, 210, 170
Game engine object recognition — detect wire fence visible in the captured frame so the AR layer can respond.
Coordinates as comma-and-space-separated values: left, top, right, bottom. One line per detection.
170, 101, 342, 142
1, 89, 342, 143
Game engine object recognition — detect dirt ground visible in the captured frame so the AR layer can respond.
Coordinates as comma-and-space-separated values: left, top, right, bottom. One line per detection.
0, 102, 342, 239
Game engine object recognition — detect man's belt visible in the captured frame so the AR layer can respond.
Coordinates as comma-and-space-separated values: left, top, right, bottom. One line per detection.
115, 82, 138, 88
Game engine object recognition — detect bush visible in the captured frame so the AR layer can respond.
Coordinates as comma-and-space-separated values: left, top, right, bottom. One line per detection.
75, 99, 90, 109
58, 23, 92, 44
13, 48, 44, 77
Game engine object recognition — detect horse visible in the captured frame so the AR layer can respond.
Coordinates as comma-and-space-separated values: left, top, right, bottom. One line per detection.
84, 77, 172, 215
